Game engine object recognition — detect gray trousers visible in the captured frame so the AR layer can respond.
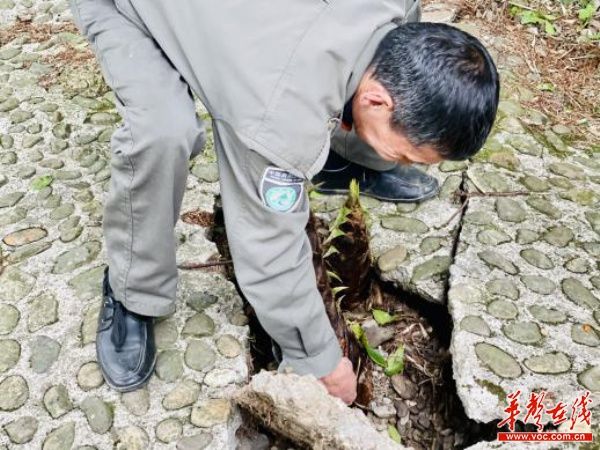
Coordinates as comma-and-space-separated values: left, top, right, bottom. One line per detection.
70, 0, 395, 375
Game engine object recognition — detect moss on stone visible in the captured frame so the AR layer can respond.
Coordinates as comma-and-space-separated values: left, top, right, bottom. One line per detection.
475, 378, 507, 405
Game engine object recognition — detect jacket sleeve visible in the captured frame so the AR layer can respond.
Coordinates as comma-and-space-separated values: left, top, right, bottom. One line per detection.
212, 120, 343, 378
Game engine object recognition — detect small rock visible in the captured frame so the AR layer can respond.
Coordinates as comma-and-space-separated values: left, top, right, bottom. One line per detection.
520, 275, 555, 295
475, 343, 522, 378
542, 226, 575, 247
371, 401, 396, 419
381, 216, 429, 233
502, 322, 543, 345
2, 226, 47, 246
524, 352, 571, 374
68, 265, 104, 301
52, 241, 101, 274
155, 319, 178, 349
30, 335, 60, 373
419, 237, 444, 255
516, 229, 539, 245
411, 256, 451, 282
391, 375, 417, 400
526, 197, 561, 219
460, 316, 491, 337
477, 228, 511, 246
113, 426, 149, 450
0, 339, 20, 372
162, 379, 200, 410
520, 248, 554, 270
155, 350, 184, 382
486, 278, 519, 300
182, 313, 215, 337
565, 257, 589, 274
577, 366, 600, 392
377, 245, 408, 272
495, 198, 526, 222
0, 375, 28, 411
0, 266, 35, 301
80, 303, 100, 345
561, 278, 599, 310
77, 362, 104, 391
216, 334, 242, 358
184, 340, 216, 371
363, 319, 396, 347
156, 418, 182, 443
121, 388, 150, 416
571, 324, 600, 347
548, 162, 585, 180
0, 304, 19, 334
81, 396, 113, 434
518, 175, 549, 192
203, 368, 238, 387
528, 306, 567, 324
191, 398, 231, 427
3, 416, 38, 444
42, 422, 75, 450
176, 433, 213, 450
28, 293, 59, 332
43, 384, 73, 418
487, 299, 518, 320
478, 250, 518, 275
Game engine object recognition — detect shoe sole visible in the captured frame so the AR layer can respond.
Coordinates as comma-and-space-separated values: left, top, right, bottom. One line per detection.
96, 344, 157, 393
315, 186, 439, 203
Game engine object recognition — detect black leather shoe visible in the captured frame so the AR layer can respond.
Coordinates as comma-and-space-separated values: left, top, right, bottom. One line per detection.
312, 152, 439, 203
97, 267, 156, 392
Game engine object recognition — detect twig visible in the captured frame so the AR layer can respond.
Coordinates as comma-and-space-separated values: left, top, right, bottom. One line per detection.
177, 260, 232, 270
508, 1, 534, 10
458, 190, 531, 198
437, 189, 531, 230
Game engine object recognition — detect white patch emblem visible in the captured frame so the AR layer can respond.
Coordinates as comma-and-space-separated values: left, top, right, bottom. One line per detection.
260, 167, 304, 213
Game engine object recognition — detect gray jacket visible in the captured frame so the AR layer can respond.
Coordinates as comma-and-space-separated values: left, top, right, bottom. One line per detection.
109, 0, 421, 377
121, 0, 420, 178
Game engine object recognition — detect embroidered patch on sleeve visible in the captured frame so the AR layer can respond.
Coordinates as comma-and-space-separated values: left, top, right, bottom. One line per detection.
260, 167, 304, 213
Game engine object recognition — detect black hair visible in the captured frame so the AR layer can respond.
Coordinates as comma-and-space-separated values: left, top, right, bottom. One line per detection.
370, 22, 500, 161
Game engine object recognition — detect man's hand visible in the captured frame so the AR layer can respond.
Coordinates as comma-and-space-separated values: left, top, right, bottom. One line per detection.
318, 357, 357, 405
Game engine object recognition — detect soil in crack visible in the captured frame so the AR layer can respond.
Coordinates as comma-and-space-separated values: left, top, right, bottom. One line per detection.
184, 195, 497, 449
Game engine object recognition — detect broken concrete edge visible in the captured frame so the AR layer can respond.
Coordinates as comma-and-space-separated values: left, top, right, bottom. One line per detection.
233, 371, 410, 450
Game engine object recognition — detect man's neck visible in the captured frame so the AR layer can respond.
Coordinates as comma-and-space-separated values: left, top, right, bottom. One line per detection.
341, 96, 354, 131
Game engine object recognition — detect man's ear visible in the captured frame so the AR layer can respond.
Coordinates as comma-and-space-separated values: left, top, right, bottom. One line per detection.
358, 80, 394, 112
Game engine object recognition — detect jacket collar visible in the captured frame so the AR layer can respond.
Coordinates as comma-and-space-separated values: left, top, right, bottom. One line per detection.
345, 21, 397, 103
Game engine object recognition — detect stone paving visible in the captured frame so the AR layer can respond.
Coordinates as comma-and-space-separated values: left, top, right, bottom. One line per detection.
0, 2, 249, 449
0, 1, 599, 449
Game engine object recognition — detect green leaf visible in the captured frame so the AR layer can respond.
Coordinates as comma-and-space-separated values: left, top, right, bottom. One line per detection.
329, 228, 346, 240
384, 345, 405, 377
372, 309, 398, 326
537, 82, 555, 92
579, 1, 598, 24
350, 322, 364, 341
519, 10, 544, 25
31, 175, 53, 191
352, 323, 387, 367
364, 341, 387, 368
388, 425, 402, 444
331, 286, 348, 296
309, 189, 324, 200
323, 245, 339, 258
349, 178, 360, 202
326, 270, 342, 283
544, 20, 557, 35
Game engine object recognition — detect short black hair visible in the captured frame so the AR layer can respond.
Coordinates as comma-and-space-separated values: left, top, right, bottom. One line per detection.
369, 22, 499, 161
